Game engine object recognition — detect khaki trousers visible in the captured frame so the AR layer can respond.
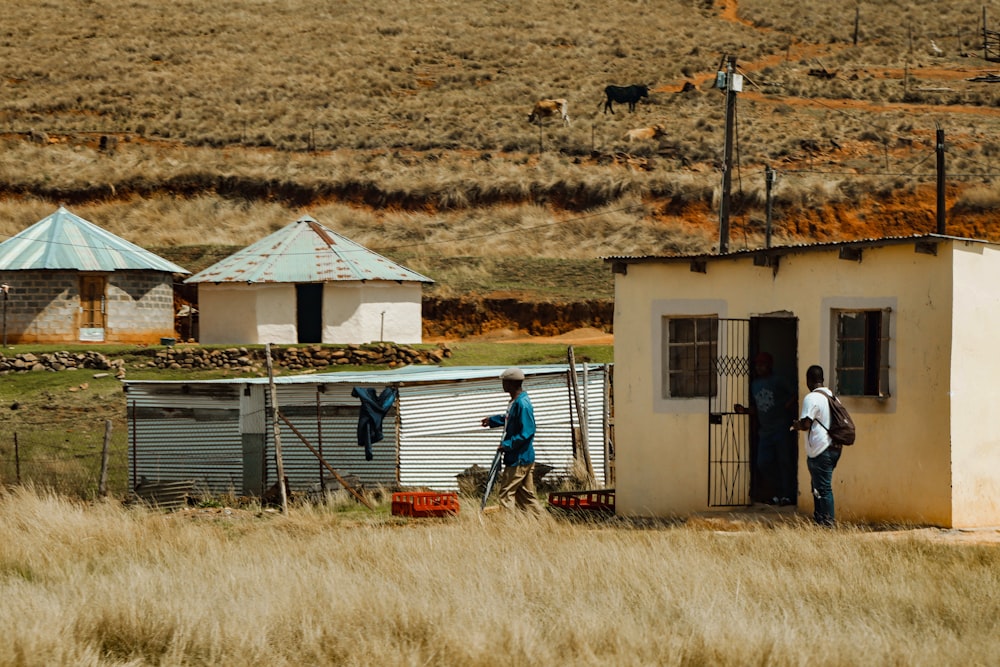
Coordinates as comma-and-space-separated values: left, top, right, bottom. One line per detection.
498, 463, 544, 513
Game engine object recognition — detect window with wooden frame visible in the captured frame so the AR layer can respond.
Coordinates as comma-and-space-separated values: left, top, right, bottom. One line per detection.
834, 308, 891, 397
662, 316, 718, 398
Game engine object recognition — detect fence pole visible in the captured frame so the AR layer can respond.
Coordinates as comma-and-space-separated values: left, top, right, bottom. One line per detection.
99, 420, 112, 497
265, 343, 289, 513
14, 431, 20, 484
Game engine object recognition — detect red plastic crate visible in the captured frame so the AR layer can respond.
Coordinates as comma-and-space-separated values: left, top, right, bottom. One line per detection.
391, 492, 460, 517
548, 489, 615, 512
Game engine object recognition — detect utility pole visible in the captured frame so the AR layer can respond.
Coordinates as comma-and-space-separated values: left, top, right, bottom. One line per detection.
936, 127, 946, 235
717, 55, 741, 254
765, 166, 776, 248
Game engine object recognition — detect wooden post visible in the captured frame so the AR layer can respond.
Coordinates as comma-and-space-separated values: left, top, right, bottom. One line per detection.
765, 166, 776, 248
99, 420, 112, 497
265, 343, 288, 513
14, 431, 20, 484
277, 411, 374, 510
853, 5, 860, 46
936, 128, 946, 235
564, 367, 578, 459
130, 400, 138, 491
566, 346, 595, 484
316, 389, 324, 487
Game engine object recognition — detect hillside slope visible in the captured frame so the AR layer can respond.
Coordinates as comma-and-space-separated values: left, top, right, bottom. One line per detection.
3, 0, 1000, 334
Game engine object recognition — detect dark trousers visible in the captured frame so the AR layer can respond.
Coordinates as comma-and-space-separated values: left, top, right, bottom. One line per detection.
806, 446, 842, 526
757, 430, 796, 501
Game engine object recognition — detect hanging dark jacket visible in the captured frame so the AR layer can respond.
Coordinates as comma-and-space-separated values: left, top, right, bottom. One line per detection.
351, 386, 397, 461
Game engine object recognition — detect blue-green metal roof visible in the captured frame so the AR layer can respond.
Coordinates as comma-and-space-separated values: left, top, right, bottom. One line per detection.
0, 206, 189, 274
185, 215, 433, 284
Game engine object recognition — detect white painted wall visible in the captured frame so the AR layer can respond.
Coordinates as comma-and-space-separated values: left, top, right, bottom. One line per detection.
196, 284, 262, 344
197, 281, 424, 345
324, 282, 423, 344
950, 242, 1000, 527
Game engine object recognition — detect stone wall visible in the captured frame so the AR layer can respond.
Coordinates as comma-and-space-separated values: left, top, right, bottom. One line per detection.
0, 350, 125, 375
0, 343, 453, 376
145, 343, 453, 372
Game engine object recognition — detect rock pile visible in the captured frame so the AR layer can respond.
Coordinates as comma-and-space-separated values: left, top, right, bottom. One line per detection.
146, 343, 452, 372
0, 351, 125, 375
0, 343, 452, 377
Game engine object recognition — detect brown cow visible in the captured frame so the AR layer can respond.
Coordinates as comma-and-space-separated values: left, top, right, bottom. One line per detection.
528, 99, 570, 126
623, 124, 667, 142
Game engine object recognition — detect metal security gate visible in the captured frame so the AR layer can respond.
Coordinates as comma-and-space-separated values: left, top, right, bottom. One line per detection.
708, 318, 751, 506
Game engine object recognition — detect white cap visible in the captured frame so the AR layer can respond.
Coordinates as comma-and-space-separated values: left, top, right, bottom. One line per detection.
499, 367, 525, 381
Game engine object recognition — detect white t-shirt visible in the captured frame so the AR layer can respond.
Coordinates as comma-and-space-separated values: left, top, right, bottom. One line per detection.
800, 388, 833, 458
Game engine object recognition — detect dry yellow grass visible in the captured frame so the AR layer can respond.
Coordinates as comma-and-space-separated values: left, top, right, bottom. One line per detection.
1, 486, 997, 666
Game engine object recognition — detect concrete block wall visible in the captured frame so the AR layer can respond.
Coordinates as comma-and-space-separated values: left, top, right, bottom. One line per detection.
0, 270, 177, 344
0, 270, 79, 342
106, 271, 176, 340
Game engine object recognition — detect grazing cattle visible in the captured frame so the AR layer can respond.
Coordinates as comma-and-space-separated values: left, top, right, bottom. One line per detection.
624, 124, 667, 142
600, 84, 650, 114
528, 98, 570, 126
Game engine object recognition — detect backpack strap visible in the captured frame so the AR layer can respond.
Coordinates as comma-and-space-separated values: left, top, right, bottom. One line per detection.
809, 389, 834, 434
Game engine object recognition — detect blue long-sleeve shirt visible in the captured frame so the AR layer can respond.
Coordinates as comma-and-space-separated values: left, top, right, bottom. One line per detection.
486, 391, 536, 467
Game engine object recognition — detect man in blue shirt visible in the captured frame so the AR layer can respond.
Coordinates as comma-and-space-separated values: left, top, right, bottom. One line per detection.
481, 367, 544, 513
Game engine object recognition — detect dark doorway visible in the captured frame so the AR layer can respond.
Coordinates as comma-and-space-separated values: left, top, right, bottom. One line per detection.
748, 316, 799, 505
296, 283, 323, 344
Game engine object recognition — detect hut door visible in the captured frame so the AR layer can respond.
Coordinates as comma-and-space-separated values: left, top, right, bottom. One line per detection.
707, 318, 751, 507
79, 275, 107, 341
296, 283, 323, 344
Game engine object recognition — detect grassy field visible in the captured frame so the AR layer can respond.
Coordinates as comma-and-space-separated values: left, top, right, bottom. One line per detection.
0, 486, 997, 666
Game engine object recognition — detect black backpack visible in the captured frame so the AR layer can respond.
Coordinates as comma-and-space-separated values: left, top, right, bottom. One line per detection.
814, 390, 856, 446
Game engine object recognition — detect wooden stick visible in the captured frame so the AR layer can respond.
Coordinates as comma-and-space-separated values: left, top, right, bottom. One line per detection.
277, 411, 375, 510
265, 343, 288, 513
99, 419, 112, 497
567, 346, 595, 483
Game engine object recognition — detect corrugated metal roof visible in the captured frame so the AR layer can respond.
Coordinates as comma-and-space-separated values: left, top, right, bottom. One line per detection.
124, 364, 595, 388
0, 206, 190, 273
184, 214, 433, 285
603, 233, 989, 266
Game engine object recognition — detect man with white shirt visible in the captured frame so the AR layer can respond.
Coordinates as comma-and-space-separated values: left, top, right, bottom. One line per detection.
791, 365, 842, 527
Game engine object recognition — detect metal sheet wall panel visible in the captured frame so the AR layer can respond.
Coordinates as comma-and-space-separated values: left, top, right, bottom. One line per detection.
263, 383, 398, 491
126, 385, 244, 494
397, 370, 607, 490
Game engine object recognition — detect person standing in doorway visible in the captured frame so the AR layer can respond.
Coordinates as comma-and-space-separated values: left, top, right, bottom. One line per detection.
791, 365, 842, 526
735, 351, 797, 505
481, 367, 544, 513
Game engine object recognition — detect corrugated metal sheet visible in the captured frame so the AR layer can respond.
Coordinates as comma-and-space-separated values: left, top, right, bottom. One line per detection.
184, 215, 433, 285
0, 206, 189, 273
124, 364, 587, 387
603, 233, 984, 265
124, 364, 610, 495
397, 370, 606, 490
263, 383, 398, 490
126, 384, 243, 494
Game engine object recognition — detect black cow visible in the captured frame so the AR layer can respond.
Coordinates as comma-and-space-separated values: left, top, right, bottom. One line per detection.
600, 84, 650, 114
